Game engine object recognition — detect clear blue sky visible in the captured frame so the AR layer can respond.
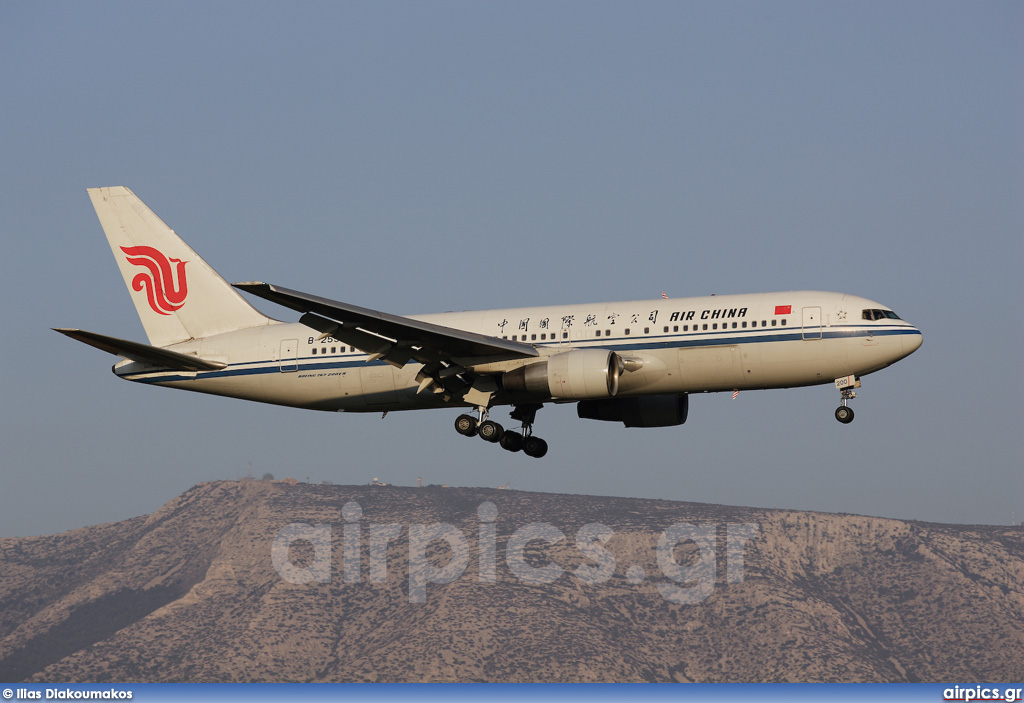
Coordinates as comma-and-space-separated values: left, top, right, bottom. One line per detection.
1, 1, 1021, 536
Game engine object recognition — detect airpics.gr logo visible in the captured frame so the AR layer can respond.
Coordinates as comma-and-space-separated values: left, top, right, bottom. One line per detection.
271, 501, 761, 604
121, 246, 189, 315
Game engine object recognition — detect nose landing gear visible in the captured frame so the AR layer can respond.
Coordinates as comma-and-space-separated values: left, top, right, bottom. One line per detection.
834, 375, 860, 424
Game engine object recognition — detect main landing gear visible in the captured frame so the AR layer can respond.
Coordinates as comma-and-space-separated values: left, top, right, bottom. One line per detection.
454, 403, 548, 458
834, 375, 860, 424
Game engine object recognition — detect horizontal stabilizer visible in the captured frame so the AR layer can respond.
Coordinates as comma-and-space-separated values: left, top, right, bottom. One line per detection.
53, 329, 227, 372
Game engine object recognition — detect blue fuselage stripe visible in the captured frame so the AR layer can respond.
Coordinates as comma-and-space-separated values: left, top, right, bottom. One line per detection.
121, 325, 921, 384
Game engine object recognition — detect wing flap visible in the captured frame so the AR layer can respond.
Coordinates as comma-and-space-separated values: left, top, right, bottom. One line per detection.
53, 328, 227, 372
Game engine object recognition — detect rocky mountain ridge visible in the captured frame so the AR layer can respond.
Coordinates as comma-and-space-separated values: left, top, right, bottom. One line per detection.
0, 480, 1020, 682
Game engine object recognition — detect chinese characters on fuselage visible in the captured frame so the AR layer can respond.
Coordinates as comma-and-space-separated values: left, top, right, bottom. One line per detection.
499, 307, 749, 333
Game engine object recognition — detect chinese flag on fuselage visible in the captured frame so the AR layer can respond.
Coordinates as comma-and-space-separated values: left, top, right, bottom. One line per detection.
774, 305, 792, 315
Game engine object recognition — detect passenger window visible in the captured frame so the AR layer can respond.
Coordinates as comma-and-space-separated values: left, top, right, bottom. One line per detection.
331, 347, 337, 353
673, 325, 679, 332
625, 329, 631, 335
531, 334, 537, 341
712, 323, 718, 330
702, 324, 708, 330
732, 322, 737, 329
644, 327, 650, 334
742, 321, 747, 328
781, 319, 786, 326
771, 320, 776, 327
606, 330, 611, 337
595, 330, 601, 337
312, 348, 317, 355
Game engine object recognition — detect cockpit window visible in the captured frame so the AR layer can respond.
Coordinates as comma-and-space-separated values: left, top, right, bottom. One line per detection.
862, 308, 902, 321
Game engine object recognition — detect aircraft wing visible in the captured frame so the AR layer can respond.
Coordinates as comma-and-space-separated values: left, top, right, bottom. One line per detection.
53, 328, 227, 371
233, 282, 539, 367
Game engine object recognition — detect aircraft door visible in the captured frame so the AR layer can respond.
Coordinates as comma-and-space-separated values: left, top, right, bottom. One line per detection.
802, 307, 822, 340
279, 339, 299, 372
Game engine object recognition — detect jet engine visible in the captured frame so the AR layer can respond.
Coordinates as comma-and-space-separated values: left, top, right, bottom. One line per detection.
503, 349, 623, 399
576, 393, 689, 427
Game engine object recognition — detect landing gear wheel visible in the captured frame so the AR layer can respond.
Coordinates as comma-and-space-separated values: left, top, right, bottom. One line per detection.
835, 406, 854, 424
455, 414, 478, 437
500, 430, 524, 452
508, 404, 547, 458
522, 436, 548, 458
478, 420, 504, 443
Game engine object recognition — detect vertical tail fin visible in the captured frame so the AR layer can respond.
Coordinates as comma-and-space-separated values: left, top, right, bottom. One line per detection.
88, 186, 271, 347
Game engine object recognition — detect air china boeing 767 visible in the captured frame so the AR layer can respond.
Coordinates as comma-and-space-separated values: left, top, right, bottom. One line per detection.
56, 187, 923, 459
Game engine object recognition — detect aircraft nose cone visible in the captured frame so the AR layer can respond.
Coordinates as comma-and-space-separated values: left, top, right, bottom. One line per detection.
903, 328, 923, 355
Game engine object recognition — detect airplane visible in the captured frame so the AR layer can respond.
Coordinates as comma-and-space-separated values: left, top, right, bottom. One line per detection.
55, 187, 923, 459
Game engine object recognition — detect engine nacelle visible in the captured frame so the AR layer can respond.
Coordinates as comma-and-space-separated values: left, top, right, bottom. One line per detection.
503, 349, 623, 399
577, 393, 689, 427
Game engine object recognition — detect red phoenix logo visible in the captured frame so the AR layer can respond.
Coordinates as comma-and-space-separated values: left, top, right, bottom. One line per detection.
121, 246, 189, 315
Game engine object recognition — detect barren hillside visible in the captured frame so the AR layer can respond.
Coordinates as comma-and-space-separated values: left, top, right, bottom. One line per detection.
0, 481, 1020, 682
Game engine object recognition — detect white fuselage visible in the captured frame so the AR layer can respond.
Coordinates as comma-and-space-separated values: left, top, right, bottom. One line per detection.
113, 290, 923, 413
